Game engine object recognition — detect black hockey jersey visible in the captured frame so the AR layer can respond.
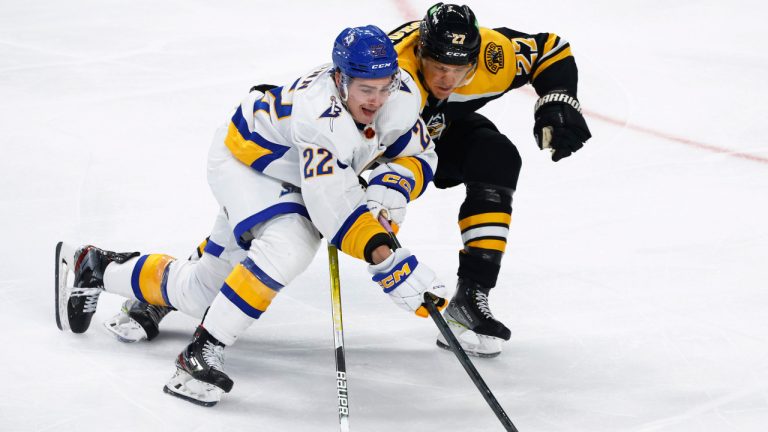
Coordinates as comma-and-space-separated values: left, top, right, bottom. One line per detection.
389, 21, 579, 139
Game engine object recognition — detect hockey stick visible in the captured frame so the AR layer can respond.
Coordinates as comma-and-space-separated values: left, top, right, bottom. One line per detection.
376, 215, 519, 432
327, 243, 350, 432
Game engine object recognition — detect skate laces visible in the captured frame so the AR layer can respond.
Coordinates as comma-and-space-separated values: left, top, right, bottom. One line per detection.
70, 287, 102, 313
474, 290, 494, 319
202, 341, 226, 372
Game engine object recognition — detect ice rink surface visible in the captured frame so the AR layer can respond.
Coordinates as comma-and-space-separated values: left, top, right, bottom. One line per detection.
1, 0, 767, 430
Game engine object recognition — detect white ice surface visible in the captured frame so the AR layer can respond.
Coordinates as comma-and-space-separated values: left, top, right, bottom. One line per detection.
1, 0, 768, 431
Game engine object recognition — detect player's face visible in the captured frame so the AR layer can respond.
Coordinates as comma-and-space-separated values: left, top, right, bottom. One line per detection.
420, 56, 476, 100
344, 76, 394, 124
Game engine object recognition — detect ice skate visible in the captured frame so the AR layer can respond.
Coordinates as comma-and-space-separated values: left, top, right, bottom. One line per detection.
55, 242, 138, 333
436, 278, 511, 358
163, 326, 233, 407
104, 299, 173, 343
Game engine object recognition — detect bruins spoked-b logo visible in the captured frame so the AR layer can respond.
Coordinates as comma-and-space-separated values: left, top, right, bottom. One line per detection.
484, 42, 504, 74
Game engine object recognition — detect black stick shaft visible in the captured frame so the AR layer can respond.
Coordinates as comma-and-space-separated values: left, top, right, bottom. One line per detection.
424, 297, 518, 431
377, 215, 519, 432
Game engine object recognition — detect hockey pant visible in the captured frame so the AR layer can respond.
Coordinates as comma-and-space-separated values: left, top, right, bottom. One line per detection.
432, 113, 521, 288
102, 126, 322, 345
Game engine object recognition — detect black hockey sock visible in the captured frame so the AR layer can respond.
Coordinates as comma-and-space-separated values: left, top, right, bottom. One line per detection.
456, 183, 512, 288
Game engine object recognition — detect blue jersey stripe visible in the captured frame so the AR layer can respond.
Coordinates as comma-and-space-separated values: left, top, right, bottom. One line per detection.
383, 127, 412, 158
413, 156, 434, 197
331, 205, 369, 247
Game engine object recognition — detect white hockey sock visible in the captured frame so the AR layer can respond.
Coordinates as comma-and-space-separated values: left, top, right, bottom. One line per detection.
104, 254, 175, 308
103, 256, 142, 299
203, 294, 255, 346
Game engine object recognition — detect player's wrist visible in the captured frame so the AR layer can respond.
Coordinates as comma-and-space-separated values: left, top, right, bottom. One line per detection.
370, 244, 393, 265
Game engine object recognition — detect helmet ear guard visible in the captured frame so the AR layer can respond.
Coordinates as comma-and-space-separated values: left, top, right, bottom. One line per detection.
419, 2, 480, 66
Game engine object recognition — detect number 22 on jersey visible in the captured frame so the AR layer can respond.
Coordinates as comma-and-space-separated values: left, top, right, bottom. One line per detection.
303, 148, 334, 178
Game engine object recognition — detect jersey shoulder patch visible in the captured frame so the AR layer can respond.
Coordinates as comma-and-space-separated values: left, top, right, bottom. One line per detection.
479, 28, 516, 76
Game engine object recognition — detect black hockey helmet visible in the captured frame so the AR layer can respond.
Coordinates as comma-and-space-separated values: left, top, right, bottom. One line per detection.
419, 3, 480, 66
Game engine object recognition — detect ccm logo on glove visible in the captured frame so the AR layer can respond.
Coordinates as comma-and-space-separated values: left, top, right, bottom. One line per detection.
369, 172, 414, 201
373, 255, 418, 292
382, 174, 413, 195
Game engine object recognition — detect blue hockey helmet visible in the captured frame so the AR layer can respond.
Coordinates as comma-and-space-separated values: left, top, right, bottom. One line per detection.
332, 25, 399, 79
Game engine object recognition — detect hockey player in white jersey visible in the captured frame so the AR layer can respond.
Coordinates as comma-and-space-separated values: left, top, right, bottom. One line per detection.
55, 25, 447, 406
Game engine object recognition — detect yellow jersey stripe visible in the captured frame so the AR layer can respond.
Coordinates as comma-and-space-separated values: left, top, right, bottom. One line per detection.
543, 34, 558, 55
338, 209, 387, 260
533, 46, 572, 81
224, 121, 273, 167
392, 157, 427, 199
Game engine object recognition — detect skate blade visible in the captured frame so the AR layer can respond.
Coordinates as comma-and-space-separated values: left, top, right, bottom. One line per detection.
163, 369, 223, 407
436, 319, 503, 358
103, 313, 148, 343
55, 241, 76, 332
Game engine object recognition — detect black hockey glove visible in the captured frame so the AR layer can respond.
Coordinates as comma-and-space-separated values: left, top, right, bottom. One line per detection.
533, 90, 592, 162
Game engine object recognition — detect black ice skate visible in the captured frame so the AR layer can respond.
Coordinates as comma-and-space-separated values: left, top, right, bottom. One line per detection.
164, 325, 233, 407
104, 299, 173, 343
436, 278, 511, 358
55, 242, 139, 333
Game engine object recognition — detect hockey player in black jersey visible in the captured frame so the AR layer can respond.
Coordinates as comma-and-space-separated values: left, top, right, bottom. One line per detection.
388, 3, 592, 357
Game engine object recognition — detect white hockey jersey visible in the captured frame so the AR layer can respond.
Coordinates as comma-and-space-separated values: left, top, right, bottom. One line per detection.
223, 64, 437, 261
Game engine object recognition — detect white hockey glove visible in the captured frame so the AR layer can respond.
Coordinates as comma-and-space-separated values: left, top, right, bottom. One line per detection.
365, 164, 415, 225
368, 248, 447, 317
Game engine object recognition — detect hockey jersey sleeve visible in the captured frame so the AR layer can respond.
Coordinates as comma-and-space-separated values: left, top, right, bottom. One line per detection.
292, 126, 392, 264
377, 117, 437, 201
370, 70, 437, 201
494, 27, 579, 97
222, 88, 293, 173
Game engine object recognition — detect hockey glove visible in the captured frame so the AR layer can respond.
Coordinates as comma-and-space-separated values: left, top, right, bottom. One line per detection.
365, 164, 415, 225
533, 90, 592, 162
368, 248, 447, 317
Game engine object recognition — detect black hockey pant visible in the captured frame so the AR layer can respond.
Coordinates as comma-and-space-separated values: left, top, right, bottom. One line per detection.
432, 112, 522, 288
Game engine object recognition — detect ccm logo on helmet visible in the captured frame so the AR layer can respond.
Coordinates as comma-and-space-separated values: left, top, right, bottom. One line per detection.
446, 51, 468, 57
371, 62, 393, 69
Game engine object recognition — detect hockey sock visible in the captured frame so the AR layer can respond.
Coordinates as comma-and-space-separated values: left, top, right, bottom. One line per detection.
104, 254, 176, 307
204, 257, 285, 345
457, 183, 512, 288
